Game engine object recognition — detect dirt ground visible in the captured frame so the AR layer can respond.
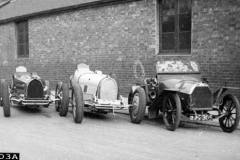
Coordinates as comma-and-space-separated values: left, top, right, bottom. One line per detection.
0, 103, 239, 160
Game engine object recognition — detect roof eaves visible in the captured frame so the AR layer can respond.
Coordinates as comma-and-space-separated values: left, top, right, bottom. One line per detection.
0, 0, 141, 25
0, 0, 10, 9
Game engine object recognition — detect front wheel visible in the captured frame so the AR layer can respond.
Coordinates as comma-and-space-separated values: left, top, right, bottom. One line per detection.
2, 82, 10, 117
0, 79, 6, 106
129, 87, 146, 124
162, 92, 181, 131
72, 84, 84, 123
219, 94, 240, 133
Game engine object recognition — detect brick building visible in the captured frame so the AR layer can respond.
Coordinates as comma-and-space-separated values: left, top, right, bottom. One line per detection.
0, 0, 239, 97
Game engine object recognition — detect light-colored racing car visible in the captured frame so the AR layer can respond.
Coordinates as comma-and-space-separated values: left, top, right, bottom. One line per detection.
55, 63, 129, 123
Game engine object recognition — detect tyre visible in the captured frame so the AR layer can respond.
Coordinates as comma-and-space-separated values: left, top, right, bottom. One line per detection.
2, 82, 10, 117
0, 79, 6, 106
44, 80, 50, 95
128, 89, 133, 104
55, 82, 69, 116
219, 94, 240, 133
129, 87, 146, 124
55, 82, 63, 112
162, 92, 181, 131
72, 84, 84, 123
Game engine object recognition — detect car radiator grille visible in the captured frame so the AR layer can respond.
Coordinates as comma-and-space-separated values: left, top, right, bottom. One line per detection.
99, 78, 118, 100
191, 86, 212, 110
27, 79, 44, 99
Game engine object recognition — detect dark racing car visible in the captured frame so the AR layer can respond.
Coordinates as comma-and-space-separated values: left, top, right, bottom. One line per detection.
0, 66, 54, 117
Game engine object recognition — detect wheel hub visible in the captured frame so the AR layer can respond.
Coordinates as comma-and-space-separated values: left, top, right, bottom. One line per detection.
132, 94, 139, 117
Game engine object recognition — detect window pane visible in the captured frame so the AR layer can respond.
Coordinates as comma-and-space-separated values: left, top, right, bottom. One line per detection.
17, 21, 27, 33
162, 33, 175, 50
179, 14, 191, 31
18, 33, 25, 44
25, 43, 29, 56
179, 32, 191, 50
25, 31, 29, 44
16, 20, 29, 57
160, 0, 192, 54
162, 0, 175, 15
162, 15, 175, 32
17, 23, 24, 33
18, 32, 28, 45
18, 44, 25, 56
179, 0, 191, 14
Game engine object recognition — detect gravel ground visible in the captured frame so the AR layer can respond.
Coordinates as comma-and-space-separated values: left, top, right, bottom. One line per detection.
0, 102, 239, 160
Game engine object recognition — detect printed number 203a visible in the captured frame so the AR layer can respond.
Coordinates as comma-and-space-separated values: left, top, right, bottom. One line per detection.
0, 153, 19, 160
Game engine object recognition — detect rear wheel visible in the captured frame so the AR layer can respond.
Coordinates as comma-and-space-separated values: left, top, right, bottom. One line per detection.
55, 82, 69, 116
2, 82, 10, 117
55, 82, 62, 112
219, 94, 240, 133
162, 92, 181, 131
129, 87, 146, 124
72, 84, 84, 123
44, 80, 50, 95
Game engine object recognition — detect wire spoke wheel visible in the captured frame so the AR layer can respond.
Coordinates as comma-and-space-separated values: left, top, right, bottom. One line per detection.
163, 92, 181, 131
219, 94, 240, 133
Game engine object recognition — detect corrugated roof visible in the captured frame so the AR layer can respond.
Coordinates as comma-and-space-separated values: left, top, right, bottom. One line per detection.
0, 0, 134, 24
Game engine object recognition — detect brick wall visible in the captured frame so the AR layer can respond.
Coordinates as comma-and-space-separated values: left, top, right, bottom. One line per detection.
28, 0, 157, 95
0, 23, 17, 79
191, 0, 240, 98
0, 0, 239, 99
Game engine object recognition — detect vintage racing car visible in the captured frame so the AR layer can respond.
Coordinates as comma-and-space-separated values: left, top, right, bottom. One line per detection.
55, 63, 129, 123
128, 61, 240, 132
0, 66, 54, 117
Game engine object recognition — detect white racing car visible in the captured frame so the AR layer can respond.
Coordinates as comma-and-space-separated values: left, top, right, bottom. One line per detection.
55, 63, 129, 123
